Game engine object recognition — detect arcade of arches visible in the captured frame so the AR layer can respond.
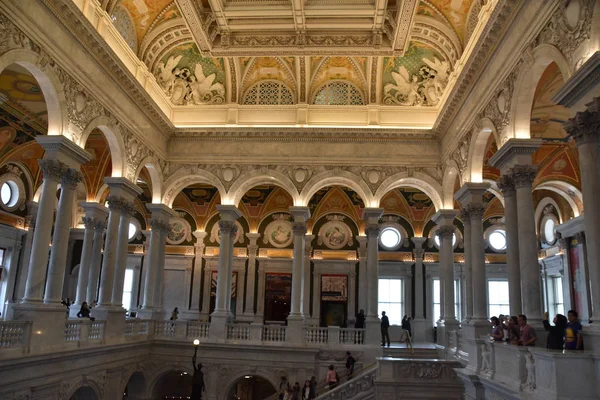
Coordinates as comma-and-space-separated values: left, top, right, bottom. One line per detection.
1, 0, 600, 399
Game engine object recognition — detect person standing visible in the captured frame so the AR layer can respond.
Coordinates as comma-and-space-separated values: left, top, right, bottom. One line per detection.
566, 310, 584, 350
302, 380, 312, 400
325, 365, 338, 390
402, 315, 412, 337
542, 311, 567, 350
170, 307, 179, 321
355, 309, 365, 329
345, 351, 356, 379
381, 311, 390, 347
517, 315, 537, 346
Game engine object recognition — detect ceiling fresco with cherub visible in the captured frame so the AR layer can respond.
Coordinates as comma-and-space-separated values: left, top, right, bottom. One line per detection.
108, 0, 483, 108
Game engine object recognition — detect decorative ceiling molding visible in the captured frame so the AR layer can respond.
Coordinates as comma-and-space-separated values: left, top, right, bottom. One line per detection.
139, 18, 192, 72
39, 0, 174, 136
176, 0, 420, 56
411, 15, 462, 66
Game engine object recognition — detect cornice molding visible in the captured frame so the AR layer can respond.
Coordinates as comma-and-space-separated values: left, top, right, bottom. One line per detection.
170, 128, 437, 143
39, 0, 174, 137
435, 0, 525, 136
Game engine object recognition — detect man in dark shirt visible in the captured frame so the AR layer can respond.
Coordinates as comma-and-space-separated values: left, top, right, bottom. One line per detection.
381, 311, 390, 347
345, 351, 356, 379
355, 309, 365, 329
191, 354, 205, 400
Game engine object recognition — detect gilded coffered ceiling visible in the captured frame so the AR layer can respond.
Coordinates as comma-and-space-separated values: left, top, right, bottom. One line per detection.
104, 0, 486, 128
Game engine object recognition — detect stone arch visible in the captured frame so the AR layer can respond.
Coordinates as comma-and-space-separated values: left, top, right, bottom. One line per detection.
534, 196, 563, 231
147, 365, 194, 398
162, 170, 226, 208
227, 171, 300, 206
442, 160, 460, 209
374, 172, 443, 211
466, 118, 498, 183
483, 179, 505, 207
534, 180, 583, 218
65, 377, 104, 400
0, 49, 67, 139
79, 116, 127, 178
220, 370, 279, 400
134, 156, 163, 203
121, 369, 148, 400
510, 44, 572, 139
299, 171, 374, 207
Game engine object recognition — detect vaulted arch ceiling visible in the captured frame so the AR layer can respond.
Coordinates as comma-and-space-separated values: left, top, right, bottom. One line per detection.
108, 0, 483, 108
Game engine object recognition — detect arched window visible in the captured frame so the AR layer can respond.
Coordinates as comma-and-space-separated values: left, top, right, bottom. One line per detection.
243, 81, 294, 105
312, 81, 364, 105
111, 6, 137, 53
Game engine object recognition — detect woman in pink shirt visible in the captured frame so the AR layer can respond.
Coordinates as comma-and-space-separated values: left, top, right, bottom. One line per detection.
326, 365, 338, 390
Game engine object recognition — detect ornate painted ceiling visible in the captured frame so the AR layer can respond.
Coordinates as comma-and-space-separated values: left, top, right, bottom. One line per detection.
107, 0, 482, 110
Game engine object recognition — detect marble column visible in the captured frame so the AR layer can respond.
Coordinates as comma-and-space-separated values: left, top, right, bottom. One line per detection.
411, 237, 427, 340
15, 202, 38, 301
459, 209, 473, 322
243, 233, 260, 318
140, 204, 176, 318
497, 175, 522, 316
87, 220, 106, 303
288, 206, 310, 341
111, 201, 138, 307
22, 160, 63, 303
432, 210, 458, 329
564, 102, 600, 321
455, 183, 489, 323
70, 202, 108, 316
362, 207, 383, 345
96, 178, 142, 309
512, 165, 542, 320
489, 139, 542, 324
303, 235, 314, 317
236, 269, 246, 317
356, 235, 368, 315
191, 231, 207, 312
311, 270, 321, 324
200, 266, 213, 320
255, 263, 266, 322
347, 271, 357, 324
210, 205, 241, 340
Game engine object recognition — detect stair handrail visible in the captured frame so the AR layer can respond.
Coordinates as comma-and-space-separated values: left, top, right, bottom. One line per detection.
314, 363, 378, 400
262, 363, 376, 400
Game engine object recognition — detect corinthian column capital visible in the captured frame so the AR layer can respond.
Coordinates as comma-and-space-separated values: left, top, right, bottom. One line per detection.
564, 97, 600, 146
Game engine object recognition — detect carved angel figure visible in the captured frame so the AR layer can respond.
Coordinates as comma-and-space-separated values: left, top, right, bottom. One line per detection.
383, 66, 422, 106
155, 55, 182, 95
187, 64, 225, 105
422, 57, 450, 105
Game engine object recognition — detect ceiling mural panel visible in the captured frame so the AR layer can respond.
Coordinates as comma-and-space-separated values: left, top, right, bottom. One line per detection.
530, 62, 570, 139
382, 42, 449, 106
154, 43, 226, 105
420, 0, 476, 44
241, 57, 297, 100
81, 130, 113, 199
114, 0, 175, 44
0, 65, 48, 133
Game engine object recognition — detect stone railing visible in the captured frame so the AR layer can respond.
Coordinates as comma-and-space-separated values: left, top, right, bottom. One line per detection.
0, 321, 31, 352
124, 319, 149, 337
227, 323, 251, 341
88, 321, 105, 341
262, 324, 286, 342
154, 321, 177, 337
187, 321, 210, 339
339, 328, 365, 345
64, 321, 81, 342
305, 326, 329, 344
315, 364, 377, 400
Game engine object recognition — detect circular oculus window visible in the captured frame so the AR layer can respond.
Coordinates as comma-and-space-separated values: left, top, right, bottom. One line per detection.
489, 229, 507, 251
380, 227, 402, 249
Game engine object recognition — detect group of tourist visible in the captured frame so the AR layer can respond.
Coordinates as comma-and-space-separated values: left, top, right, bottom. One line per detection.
489, 310, 583, 350
278, 376, 314, 400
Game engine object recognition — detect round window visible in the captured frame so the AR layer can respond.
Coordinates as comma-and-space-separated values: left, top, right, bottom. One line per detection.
380, 227, 401, 249
1, 181, 19, 207
128, 222, 137, 240
434, 233, 456, 248
489, 230, 507, 251
544, 218, 556, 244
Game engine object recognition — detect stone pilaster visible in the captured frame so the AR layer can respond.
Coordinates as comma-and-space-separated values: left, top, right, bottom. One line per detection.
411, 237, 427, 340
241, 233, 260, 319
190, 231, 207, 312
362, 207, 383, 346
